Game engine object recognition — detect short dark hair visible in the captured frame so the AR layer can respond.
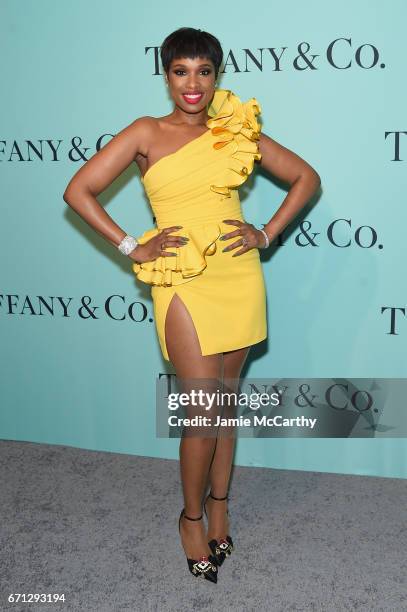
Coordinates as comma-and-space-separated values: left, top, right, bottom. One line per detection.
160, 27, 223, 79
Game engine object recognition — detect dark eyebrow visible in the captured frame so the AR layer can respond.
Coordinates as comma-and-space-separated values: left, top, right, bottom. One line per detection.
172, 63, 212, 68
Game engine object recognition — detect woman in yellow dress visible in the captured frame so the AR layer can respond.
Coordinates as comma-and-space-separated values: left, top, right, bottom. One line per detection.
63, 27, 321, 583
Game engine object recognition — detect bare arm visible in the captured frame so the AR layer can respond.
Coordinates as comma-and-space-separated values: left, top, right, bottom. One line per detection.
64, 117, 194, 264
258, 132, 321, 242
63, 117, 150, 260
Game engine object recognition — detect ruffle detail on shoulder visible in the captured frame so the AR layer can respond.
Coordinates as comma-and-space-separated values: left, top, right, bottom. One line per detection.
132, 224, 222, 287
206, 89, 262, 197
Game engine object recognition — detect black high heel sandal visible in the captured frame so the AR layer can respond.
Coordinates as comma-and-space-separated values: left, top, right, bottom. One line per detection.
204, 491, 234, 566
178, 508, 218, 583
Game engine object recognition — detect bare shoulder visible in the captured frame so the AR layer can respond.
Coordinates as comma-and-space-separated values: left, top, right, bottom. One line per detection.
103, 115, 162, 158
129, 115, 165, 160
63, 115, 161, 198
117, 115, 157, 159
131, 114, 172, 142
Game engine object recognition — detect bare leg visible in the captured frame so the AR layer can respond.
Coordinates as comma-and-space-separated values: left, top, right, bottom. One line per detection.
165, 292, 223, 561
206, 346, 250, 541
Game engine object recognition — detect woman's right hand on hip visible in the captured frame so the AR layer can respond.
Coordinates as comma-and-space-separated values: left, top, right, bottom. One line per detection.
128, 226, 189, 263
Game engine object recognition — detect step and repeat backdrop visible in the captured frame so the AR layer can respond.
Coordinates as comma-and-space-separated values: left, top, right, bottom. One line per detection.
1, 0, 406, 477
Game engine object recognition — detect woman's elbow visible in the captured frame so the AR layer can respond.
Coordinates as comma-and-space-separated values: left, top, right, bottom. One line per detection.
63, 178, 75, 205
63, 180, 84, 206
306, 166, 321, 189
63, 188, 72, 205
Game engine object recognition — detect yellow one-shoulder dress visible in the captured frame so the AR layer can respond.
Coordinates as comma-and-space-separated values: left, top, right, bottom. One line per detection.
132, 88, 267, 362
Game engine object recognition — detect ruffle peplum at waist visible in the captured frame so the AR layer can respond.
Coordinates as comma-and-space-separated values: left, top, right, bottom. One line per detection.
132, 222, 226, 287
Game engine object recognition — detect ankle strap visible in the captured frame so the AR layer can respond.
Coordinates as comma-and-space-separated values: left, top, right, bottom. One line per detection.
183, 510, 203, 521
209, 491, 228, 501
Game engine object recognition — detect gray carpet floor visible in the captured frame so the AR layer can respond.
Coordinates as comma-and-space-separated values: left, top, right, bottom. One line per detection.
0, 439, 406, 612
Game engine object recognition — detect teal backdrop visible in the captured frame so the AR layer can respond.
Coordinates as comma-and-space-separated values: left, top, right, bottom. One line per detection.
1, 0, 406, 478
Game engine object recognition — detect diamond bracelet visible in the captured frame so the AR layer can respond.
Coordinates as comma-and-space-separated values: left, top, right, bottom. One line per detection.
258, 227, 270, 249
118, 234, 139, 256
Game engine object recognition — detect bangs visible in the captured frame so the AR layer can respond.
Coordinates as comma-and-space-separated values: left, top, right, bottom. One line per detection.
160, 28, 223, 77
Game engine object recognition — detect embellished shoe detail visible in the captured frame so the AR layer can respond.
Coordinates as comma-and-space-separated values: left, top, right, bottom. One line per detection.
178, 509, 218, 583
189, 555, 218, 577
206, 89, 262, 198
132, 223, 222, 287
204, 491, 234, 567
208, 535, 234, 564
